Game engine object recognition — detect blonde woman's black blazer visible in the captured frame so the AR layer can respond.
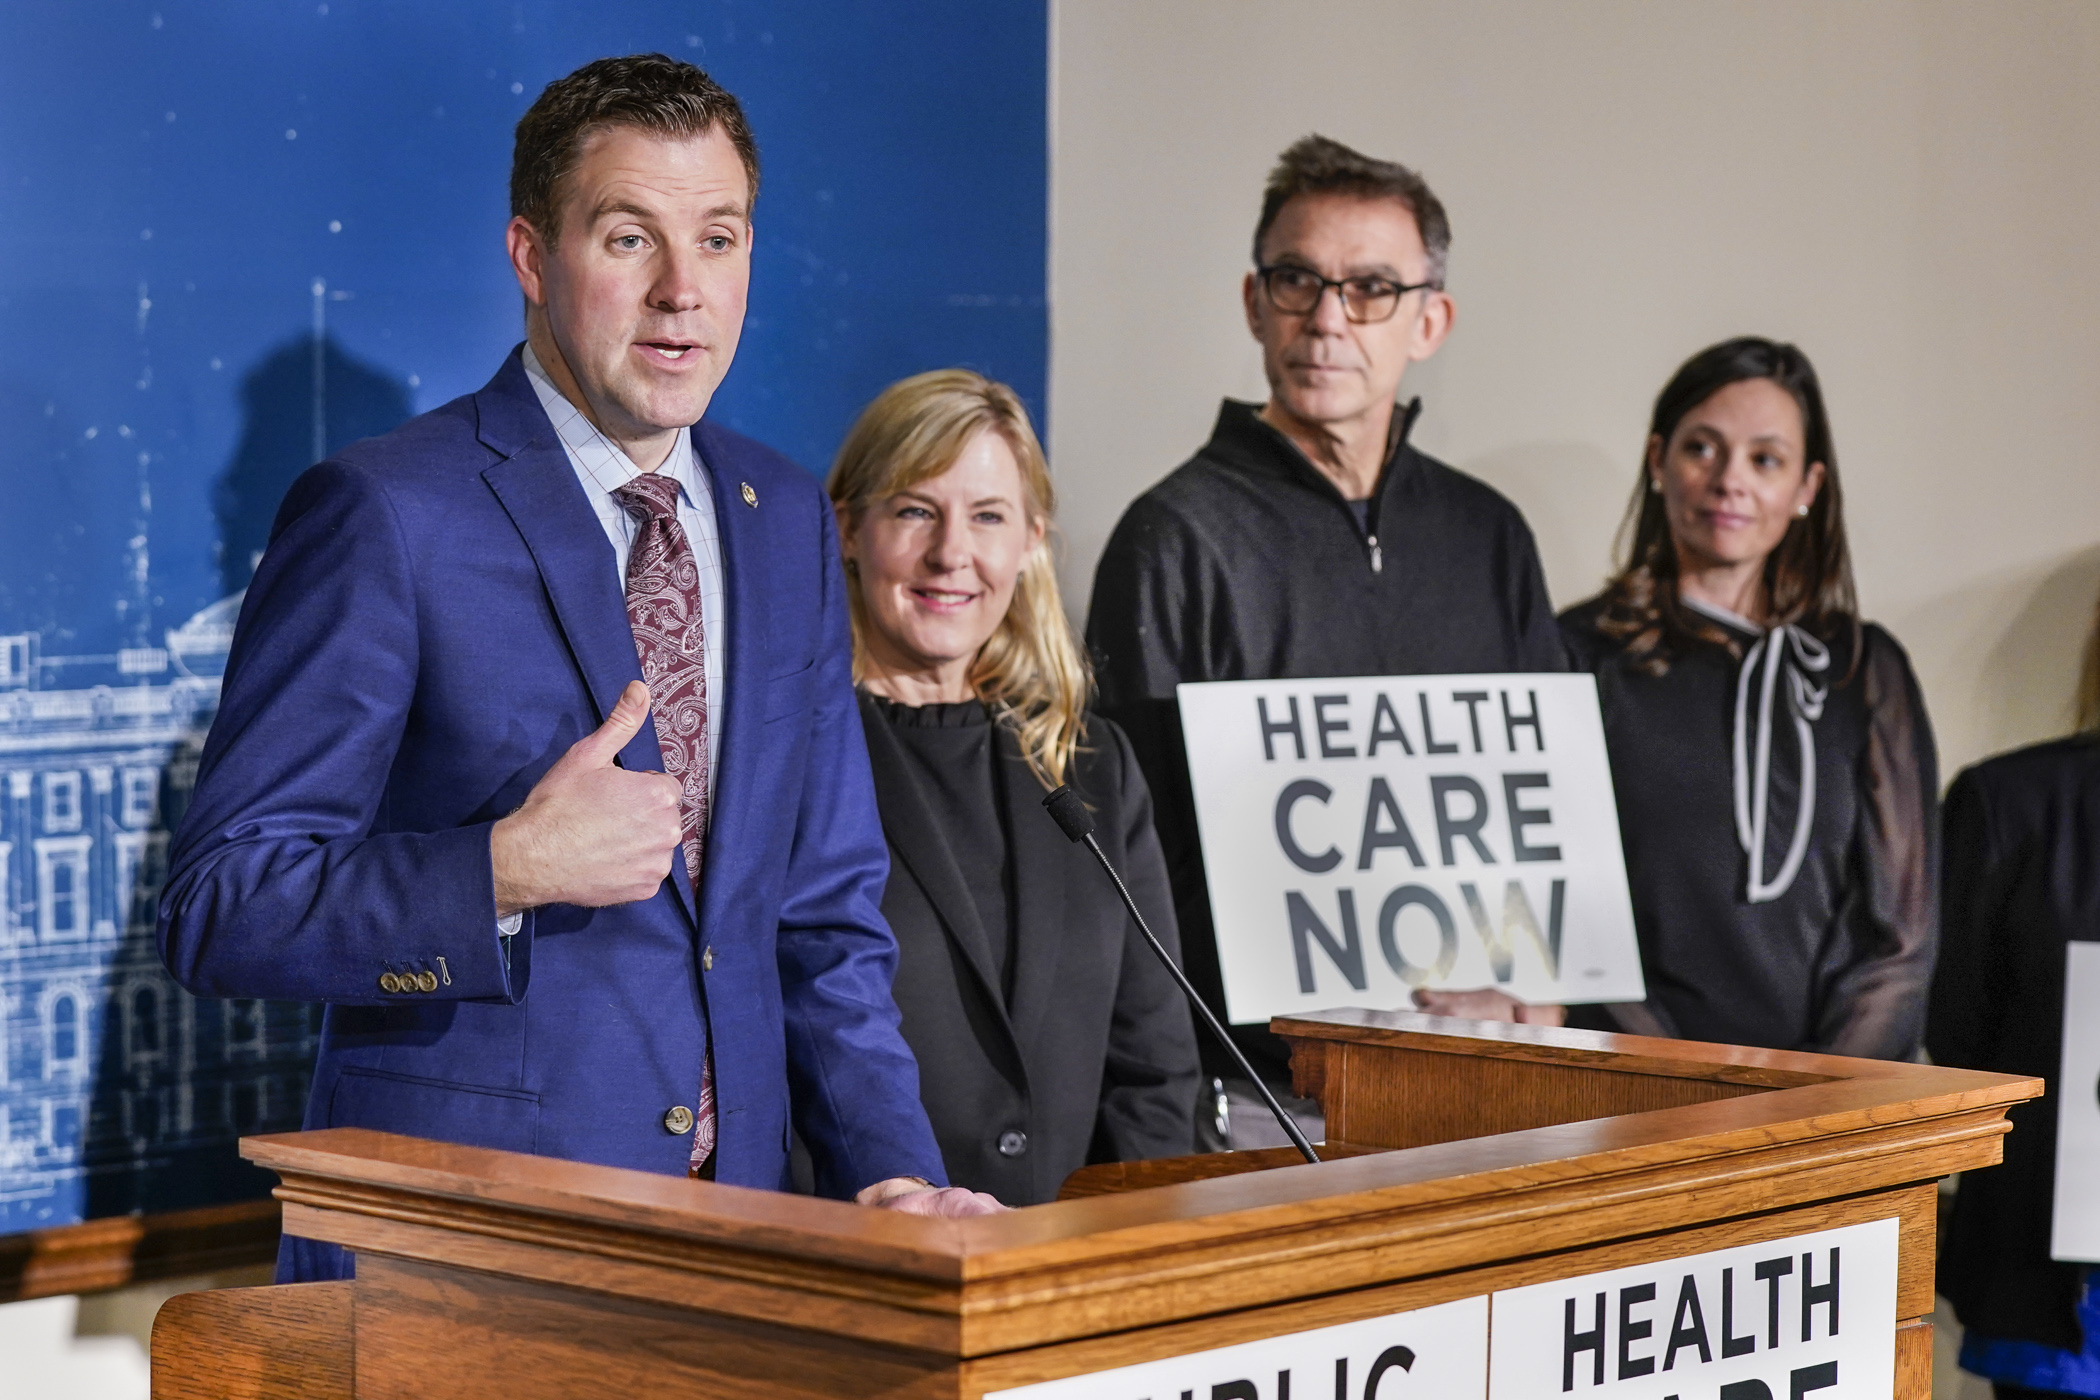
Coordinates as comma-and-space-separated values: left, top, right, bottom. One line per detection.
858, 698, 1200, 1204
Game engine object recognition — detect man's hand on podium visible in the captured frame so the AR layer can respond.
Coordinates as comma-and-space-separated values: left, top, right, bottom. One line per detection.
856, 1176, 1011, 1217
1412, 987, 1567, 1028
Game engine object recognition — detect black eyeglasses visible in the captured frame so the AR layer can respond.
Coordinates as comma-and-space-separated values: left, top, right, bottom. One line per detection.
1255, 264, 1438, 323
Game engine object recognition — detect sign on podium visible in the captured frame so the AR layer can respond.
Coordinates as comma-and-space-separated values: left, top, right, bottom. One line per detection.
984, 1218, 1896, 1399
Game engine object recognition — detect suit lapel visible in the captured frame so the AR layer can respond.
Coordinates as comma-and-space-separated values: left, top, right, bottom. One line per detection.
858, 700, 1014, 1028
690, 422, 769, 940
475, 350, 699, 928
998, 726, 1070, 1047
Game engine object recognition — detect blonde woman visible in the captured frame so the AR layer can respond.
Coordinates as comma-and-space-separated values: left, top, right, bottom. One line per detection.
830, 370, 1199, 1204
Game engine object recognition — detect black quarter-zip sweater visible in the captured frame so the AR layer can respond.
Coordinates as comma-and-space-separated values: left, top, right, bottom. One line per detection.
1086, 398, 1567, 1079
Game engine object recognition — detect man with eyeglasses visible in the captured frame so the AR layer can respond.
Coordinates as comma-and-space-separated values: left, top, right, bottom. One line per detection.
1086, 135, 1565, 1144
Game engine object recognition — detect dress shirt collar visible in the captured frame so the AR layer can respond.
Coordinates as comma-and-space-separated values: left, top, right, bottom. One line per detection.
521, 341, 702, 507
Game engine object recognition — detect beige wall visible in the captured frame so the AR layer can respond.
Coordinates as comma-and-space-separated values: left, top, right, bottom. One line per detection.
1049, 0, 2100, 778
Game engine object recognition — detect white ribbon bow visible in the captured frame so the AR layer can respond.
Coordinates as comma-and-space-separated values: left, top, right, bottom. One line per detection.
1732, 623, 1830, 903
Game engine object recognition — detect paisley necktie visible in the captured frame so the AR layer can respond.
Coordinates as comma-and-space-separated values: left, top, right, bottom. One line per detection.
612, 470, 715, 1175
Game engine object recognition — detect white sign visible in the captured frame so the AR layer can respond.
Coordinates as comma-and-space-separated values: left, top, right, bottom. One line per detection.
1488, 1219, 1898, 1400
986, 1222, 1896, 1400
1178, 675, 1645, 1023
984, 1295, 1486, 1400
2053, 941, 2100, 1262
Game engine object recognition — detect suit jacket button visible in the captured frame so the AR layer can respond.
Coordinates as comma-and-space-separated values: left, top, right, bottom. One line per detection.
378, 972, 401, 994
663, 1105, 696, 1135
415, 970, 439, 993
997, 1130, 1028, 1158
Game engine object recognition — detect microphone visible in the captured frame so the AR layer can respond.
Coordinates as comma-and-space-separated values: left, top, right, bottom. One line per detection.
1042, 785, 1321, 1165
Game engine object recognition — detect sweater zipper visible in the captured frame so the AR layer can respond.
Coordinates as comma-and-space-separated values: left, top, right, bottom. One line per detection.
1363, 396, 1419, 576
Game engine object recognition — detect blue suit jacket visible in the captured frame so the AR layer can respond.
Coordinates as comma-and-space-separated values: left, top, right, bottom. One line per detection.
159, 350, 944, 1273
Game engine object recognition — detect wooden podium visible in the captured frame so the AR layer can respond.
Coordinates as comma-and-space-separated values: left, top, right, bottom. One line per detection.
151, 1009, 2040, 1399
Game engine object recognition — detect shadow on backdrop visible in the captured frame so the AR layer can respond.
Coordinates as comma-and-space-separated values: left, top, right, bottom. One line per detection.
1980, 544, 2100, 750
81, 910, 322, 1221
1893, 542, 2100, 777
71, 332, 412, 1220
214, 335, 415, 597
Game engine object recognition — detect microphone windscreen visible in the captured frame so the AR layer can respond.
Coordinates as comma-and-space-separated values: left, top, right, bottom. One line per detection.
1041, 785, 1095, 843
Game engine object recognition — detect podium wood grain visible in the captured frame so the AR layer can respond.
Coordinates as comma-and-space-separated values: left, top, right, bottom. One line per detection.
151, 1280, 350, 1400
151, 1010, 2039, 1398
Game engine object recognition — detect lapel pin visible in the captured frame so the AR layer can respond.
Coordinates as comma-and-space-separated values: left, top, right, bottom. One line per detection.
740, 481, 758, 508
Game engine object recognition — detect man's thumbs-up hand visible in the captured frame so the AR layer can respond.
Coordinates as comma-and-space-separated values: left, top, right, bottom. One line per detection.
491, 681, 686, 915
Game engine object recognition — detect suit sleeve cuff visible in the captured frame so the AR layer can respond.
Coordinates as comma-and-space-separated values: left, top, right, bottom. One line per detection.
399, 820, 529, 1004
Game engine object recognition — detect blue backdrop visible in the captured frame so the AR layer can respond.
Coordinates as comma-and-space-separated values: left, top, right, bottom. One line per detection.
0, 0, 1045, 1233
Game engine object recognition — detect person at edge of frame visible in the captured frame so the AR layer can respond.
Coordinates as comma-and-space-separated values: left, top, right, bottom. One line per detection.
1930, 581, 2100, 1400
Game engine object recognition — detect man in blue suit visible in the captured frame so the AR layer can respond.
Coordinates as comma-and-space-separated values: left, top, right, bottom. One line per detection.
158, 55, 1000, 1281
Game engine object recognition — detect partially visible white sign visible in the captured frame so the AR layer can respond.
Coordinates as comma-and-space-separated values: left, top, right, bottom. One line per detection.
2052, 941, 2100, 1262
982, 1295, 1486, 1400
1177, 675, 1645, 1024
986, 1222, 1897, 1400
1487, 1219, 1898, 1400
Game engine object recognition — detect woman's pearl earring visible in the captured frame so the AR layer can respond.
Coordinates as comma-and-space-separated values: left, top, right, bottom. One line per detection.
1648, 478, 1661, 494
1797, 503, 1810, 518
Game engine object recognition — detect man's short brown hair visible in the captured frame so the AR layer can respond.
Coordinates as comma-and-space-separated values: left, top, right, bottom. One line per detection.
511, 53, 760, 244
1253, 134, 1450, 286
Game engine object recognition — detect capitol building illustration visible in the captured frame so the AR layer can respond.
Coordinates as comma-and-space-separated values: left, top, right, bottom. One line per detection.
0, 595, 317, 1232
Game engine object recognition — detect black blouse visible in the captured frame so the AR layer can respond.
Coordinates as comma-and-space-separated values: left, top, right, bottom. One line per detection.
1560, 598, 1938, 1059
863, 697, 1017, 998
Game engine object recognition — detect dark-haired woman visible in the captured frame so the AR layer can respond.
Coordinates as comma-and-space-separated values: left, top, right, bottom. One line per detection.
1552, 338, 1937, 1057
